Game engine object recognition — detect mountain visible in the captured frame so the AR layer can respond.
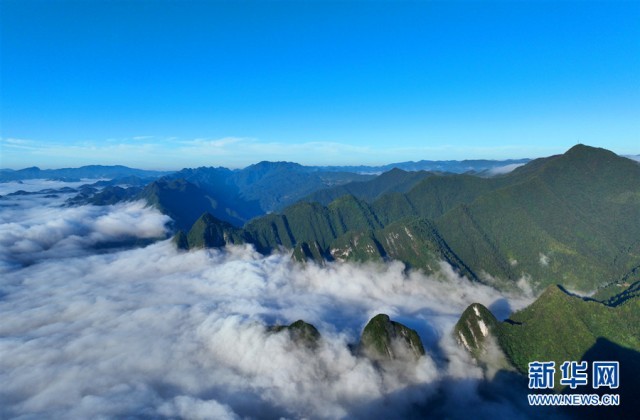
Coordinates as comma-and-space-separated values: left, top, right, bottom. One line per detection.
140, 179, 250, 230
231, 161, 371, 211
61, 158, 531, 230
267, 320, 321, 349
177, 145, 640, 293
434, 145, 640, 290
456, 285, 640, 393
499, 285, 640, 381
455, 285, 640, 417
175, 212, 247, 248
0, 165, 172, 181
67, 185, 143, 206
303, 168, 432, 206
359, 314, 425, 361
166, 162, 372, 214
453, 303, 501, 359
137, 162, 371, 227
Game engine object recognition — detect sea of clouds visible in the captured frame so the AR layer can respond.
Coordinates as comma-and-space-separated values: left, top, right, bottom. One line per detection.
0, 182, 565, 419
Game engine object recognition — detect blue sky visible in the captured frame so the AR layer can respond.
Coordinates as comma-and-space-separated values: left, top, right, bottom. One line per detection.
1, 0, 639, 169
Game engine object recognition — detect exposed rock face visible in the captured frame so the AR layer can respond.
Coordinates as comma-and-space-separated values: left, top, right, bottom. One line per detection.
291, 241, 326, 264
453, 303, 500, 358
359, 314, 425, 361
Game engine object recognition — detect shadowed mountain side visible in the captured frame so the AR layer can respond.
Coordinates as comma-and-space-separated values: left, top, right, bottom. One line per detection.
174, 213, 247, 249
591, 280, 640, 307
347, 369, 567, 419
560, 338, 640, 419
140, 178, 253, 230
230, 161, 373, 211
497, 285, 640, 383
453, 290, 639, 418
164, 162, 372, 215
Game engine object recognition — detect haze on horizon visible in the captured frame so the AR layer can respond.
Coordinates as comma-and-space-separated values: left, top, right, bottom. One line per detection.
1, 1, 639, 170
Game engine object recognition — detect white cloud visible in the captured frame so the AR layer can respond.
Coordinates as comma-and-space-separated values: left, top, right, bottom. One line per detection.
0, 193, 171, 268
539, 253, 550, 267
487, 163, 526, 175
0, 188, 550, 418
0, 179, 103, 196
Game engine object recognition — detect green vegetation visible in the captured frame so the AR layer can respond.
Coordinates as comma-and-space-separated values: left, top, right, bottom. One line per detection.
268, 320, 321, 349
181, 213, 246, 250
359, 314, 425, 361
453, 286, 640, 390
498, 285, 640, 387
304, 168, 432, 205
176, 145, 640, 293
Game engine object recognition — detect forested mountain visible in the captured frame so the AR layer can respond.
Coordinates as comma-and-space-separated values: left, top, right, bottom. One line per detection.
179, 145, 640, 293
303, 168, 432, 206
454, 283, 640, 416
127, 162, 371, 228
47, 158, 538, 230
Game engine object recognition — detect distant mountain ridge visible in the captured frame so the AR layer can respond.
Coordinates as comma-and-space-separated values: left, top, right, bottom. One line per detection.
178, 145, 640, 293
314, 158, 532, 174
0, 165, 173, 181
157, 161, 524, 238
2, 156, 534, 182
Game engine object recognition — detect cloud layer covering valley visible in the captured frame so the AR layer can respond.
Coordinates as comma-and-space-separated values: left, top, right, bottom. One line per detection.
0, 187, 171, 270
0, 186, 558, 419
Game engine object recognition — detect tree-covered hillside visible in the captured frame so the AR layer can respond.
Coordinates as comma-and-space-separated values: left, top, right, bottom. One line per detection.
179, 145, 640, 293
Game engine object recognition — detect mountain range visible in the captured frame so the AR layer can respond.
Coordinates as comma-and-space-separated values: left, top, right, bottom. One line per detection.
5, 144, 638, 415
0, 165, 172, 182
130, 158, 532, 229
179, 145, 640, 294
6, 144, 638, 294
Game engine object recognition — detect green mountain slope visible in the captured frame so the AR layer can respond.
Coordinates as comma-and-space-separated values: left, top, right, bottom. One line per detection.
497, 285, 640, 388
178, 213, 247, 249
304, 168, 432, 206
436, 145, 640, 290
454, 286, 640, 419
243, 195, 382, 254
374, 218, 476, 279
359, 314, 425, 361
177, 145, 640, 293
